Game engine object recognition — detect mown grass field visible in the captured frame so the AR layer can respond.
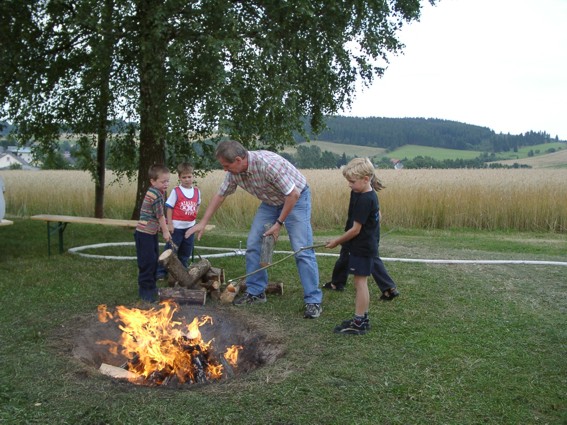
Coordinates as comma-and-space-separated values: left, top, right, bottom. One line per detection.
0, 219, 565, 424
282, 140, 567, 166
495, 147, 567, 169
282, 140, 388, 157
1, 165, 566, 424
384, 144, 483, 161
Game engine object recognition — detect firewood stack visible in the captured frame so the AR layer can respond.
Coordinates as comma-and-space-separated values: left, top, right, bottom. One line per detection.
158, 249, 224, 304
158, 248, 284, 305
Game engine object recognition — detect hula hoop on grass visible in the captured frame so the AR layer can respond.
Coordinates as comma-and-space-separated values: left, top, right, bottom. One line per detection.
67, 242, 567, 266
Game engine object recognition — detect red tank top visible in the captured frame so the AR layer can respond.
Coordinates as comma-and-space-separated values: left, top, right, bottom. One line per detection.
171, 186, 199, 222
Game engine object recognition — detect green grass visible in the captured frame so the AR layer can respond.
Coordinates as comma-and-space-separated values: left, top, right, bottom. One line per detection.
386, 145, 483, 161
284, 140, 567, 166
1, 220, 566, 424
282, 140, 388, 158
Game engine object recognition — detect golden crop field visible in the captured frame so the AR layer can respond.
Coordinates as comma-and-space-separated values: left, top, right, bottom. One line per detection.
1, 168, 566, 232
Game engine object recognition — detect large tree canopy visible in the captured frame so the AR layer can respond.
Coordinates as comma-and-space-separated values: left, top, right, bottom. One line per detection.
1, 0, 433, 218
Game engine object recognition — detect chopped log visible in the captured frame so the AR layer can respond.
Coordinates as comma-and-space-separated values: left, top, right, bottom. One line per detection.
159, 287, 207, 305
159, 252, 212, 289
260, 226, 275, 267
185, 259, 212, 288
208, 288, 222, 301
220, 280, 242, 304
204, 267, 225, 284
99, 363, 141, 380
240, 281, 283, 295
167, 275, 178, 287
199, 278, 220, 291
159, 249, 193, 288
219, 280, 283, 304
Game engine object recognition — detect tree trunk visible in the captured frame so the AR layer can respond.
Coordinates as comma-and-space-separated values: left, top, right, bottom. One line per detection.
131, 0, 168, 220
94, 0, 115, 218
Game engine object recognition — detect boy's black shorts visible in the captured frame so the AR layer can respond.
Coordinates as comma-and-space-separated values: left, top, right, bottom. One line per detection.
347, 254, 372, 276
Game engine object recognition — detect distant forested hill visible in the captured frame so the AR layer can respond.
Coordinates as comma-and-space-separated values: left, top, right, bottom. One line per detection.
300, 116, 563, 153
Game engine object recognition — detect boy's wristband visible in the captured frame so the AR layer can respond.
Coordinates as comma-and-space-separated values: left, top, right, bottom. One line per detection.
276, 219, 284, 226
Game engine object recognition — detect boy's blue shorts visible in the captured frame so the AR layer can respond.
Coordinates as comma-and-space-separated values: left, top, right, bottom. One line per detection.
348, 254, 372, 276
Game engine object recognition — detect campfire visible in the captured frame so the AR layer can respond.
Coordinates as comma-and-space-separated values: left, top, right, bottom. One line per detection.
96, 301, 242, 386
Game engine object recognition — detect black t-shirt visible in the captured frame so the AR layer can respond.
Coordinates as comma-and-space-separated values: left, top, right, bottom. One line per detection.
342, 190, 379, 257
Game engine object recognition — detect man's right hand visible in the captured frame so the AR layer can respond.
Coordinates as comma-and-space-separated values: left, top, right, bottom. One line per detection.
185, 222, 206, 240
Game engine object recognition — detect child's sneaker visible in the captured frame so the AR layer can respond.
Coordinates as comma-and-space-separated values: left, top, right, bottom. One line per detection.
322, 282, 345, 291
334, 318, 368, 335
338, 316, 371, 330
232, 292, 267, 306
380, 288, 400, 301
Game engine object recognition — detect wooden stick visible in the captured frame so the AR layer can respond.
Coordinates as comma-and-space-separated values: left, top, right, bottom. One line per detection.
99, 363, 140, 380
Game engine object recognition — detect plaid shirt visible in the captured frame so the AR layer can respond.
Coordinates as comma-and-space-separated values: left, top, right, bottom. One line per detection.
218, 150, 307, 206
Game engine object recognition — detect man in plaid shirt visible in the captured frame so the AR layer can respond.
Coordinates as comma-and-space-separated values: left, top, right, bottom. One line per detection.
187, 140, 323, 318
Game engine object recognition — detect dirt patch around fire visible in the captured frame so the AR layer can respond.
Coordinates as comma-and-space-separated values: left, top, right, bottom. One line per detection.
69, 303, 287, 387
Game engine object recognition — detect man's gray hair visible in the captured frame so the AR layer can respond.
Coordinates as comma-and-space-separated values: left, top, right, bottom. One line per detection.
215, 140, 248, 162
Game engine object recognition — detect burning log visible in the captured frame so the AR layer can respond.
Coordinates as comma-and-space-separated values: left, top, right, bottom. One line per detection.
97, 303, 242, 386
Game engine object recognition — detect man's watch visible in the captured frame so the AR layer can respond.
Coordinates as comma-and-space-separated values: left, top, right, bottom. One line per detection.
276, 219, 284, 226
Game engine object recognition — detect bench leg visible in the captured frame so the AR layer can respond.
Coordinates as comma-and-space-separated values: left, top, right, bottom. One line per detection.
46, 221, 68, 255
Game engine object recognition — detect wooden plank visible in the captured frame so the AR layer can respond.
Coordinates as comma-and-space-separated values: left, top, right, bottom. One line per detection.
31, 214, 215, 256
31, 214, 138, 227
0, 219, 13, 227
99, 363, 140, 380
158, 287, 207, 305
30, 214, 215, 230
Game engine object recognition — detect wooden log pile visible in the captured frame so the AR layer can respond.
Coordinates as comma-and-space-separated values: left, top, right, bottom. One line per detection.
158, 249, 223, 304
159, 248, 284, 305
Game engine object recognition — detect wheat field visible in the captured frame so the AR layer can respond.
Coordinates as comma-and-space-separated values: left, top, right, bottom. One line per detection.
1, 168, 566, 232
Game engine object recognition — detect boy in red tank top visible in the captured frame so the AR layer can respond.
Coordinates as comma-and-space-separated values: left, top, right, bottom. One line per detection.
156, 162, 201, 280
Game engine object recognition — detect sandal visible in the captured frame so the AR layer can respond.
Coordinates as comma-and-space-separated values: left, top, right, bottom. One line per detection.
322, 282, 345, 291
380, 288, 400, 301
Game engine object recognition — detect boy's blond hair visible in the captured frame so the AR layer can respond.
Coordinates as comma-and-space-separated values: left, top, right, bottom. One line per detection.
177, 162, 194, 175
342, 158, 385, 191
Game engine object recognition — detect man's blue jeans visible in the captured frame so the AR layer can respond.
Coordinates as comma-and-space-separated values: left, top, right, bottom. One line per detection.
245, 187, 322, 304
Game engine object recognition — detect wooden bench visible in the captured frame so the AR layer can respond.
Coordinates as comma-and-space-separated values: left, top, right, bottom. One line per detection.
31, 214, 139, 255
30, 214, 214, 256
0, 219, 14, 227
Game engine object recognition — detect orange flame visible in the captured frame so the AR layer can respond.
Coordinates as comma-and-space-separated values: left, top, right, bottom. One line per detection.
97, 301, 241, 385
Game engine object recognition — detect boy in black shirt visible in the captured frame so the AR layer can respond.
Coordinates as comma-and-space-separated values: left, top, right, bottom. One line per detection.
326, 158, 380, 335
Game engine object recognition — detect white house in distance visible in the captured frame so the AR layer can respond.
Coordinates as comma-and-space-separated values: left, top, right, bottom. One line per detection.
7, 146, 34, 163
0, 147, 37, 170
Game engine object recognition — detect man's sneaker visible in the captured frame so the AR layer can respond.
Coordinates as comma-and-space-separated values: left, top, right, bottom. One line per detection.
304, 303, 322, 319
232, 292, 267, 306
334, 318, 368, 335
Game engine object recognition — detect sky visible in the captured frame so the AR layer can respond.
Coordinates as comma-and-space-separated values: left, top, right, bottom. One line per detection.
342, 0, 567, 140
